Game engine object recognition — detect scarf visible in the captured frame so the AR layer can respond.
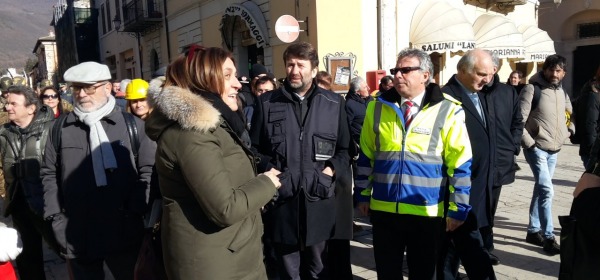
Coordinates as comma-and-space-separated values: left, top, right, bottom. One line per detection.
197, 90, 250, 146
73, 95, 117, 187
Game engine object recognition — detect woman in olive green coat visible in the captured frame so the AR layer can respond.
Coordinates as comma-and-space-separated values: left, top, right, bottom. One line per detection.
145, 46, 281, 280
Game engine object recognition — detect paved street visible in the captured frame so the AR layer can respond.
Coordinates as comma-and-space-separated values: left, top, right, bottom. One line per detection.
2, 143, 581, 279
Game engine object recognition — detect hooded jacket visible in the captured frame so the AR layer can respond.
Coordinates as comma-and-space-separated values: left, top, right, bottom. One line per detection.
519, 71, 574, 152
144, 79, 277, 279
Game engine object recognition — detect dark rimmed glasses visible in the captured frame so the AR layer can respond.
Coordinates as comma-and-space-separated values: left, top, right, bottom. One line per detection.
71, 83, 107, 94
390, 66, 422, 75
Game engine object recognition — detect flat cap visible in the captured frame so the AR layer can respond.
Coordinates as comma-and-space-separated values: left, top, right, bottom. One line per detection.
64, 62, 111, 84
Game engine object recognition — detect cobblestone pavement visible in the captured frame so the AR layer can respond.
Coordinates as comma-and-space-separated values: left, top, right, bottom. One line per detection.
3, 144, 582, 280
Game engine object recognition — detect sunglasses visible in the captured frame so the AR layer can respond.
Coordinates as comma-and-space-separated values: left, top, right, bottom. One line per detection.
42, 94, 59, 100
390, 66, 422, 75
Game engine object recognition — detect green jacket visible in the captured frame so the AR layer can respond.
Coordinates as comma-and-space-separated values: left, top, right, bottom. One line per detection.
145, 79, 276, 280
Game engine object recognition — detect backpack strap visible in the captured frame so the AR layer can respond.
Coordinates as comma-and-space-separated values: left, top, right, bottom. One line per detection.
122, 112, 140, 165
51, 113, 69, 158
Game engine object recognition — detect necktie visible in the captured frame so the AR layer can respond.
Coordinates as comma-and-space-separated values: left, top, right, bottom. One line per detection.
404, 100, 414, 127
471, 93, 486, 126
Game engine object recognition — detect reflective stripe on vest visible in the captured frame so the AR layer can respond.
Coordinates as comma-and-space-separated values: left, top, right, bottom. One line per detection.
368, 99, 455, 217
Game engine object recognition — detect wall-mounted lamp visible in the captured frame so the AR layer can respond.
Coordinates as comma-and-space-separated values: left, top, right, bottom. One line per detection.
113, 15, 122, 31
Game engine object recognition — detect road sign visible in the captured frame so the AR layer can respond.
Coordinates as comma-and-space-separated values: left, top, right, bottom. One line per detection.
275, 15, 300, 43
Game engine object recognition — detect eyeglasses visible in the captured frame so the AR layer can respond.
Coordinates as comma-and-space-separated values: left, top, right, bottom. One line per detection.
390, 66, 422, 75
72, 83, 106, 94
41, 94, 58, 100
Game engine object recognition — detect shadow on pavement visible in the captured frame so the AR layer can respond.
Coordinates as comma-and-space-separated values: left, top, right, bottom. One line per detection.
490, 248, 559, 278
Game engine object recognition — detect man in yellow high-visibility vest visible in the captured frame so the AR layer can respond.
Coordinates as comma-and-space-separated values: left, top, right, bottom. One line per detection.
357, 48, 473, 280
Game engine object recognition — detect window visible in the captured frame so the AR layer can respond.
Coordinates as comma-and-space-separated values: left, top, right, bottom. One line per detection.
578, 22, 600, 39
101, 4, 107, 34
106, 1, 112, 31
114, 0, 120, 20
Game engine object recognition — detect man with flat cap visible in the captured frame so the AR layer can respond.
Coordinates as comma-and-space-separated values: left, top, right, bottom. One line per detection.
41, 61, 156, 279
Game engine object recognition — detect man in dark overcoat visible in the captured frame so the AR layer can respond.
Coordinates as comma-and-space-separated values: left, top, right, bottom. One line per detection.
480, 67, 524, 264
441, 49, 496, 279
41, 62, 156, 279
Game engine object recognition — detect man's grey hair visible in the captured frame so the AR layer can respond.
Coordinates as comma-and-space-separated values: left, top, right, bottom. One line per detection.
350, 76, 365, 92
457, 49, 494, 73
397, 48, 434, 85
483, 50, 500, 68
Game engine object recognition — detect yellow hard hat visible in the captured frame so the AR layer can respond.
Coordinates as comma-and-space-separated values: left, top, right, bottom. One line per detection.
125, 79, 149, 100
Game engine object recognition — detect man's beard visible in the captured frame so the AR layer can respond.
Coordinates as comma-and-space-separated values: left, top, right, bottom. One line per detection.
289, 80, 311, 93
75, 99, 108, 112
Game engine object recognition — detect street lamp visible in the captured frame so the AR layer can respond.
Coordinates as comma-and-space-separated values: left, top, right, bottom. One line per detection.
112, 15, 143, 79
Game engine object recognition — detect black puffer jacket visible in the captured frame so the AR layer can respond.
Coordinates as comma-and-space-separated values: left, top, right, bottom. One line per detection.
0, 105, 54, 216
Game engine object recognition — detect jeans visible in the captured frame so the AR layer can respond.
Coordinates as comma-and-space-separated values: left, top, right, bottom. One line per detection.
523, 146, 558, 239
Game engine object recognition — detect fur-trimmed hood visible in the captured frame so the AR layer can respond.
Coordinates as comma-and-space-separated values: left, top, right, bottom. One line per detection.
146, 77, 221, 139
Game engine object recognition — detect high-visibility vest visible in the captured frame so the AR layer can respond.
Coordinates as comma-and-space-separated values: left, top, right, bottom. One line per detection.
359, 93, 473, 220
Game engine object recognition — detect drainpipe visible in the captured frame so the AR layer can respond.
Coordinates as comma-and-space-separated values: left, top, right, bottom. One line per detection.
163, 0, 171, 62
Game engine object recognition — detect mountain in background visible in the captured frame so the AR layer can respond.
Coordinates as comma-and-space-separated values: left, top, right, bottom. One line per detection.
0, 0, 55, 70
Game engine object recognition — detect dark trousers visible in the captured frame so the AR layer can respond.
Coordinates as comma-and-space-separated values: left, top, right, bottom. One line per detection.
11, 201, 46, 280
327, 239, 352, 280
371, 211, 444, 280
481, 186, 502, 251
66, 247, 139, 280
442, 213, 496, 280
274, 241, 328, 280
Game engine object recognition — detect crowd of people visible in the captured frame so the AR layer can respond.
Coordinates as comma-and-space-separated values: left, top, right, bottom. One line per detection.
0, 40, 598, 280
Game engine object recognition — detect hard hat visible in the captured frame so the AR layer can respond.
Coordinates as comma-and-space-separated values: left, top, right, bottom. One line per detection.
125, 79, 149, 100
12, 76, 26, 86
0, 77, 12, 91
40, 79, 53, 88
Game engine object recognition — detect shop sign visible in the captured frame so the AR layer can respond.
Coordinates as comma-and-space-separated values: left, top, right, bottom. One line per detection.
417, 41, 475, 52
224, 4, 268, 47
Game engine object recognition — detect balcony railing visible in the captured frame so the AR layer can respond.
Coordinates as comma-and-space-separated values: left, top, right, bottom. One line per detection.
122, 0, 162, 33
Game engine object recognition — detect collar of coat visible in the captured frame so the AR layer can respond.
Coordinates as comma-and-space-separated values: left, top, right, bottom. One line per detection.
379, 83, 444, 107
148, 77, 221, 133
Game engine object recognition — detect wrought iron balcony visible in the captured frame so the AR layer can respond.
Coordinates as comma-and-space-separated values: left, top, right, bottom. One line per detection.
121, 0, 162, 33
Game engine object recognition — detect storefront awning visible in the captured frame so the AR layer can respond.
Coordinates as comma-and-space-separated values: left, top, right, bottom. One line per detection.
410, 0, 475, 53
220, 1, 270, 49
473, 15, 524, 59
517, 25, 556, 62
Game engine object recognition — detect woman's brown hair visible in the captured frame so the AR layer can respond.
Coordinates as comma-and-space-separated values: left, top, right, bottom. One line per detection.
165, 45, 235, 96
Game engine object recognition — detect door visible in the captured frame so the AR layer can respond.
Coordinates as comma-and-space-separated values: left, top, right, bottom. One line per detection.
573, 44, 600, 97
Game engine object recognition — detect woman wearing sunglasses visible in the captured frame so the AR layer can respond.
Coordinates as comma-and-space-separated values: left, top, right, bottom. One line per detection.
39, 86, 73, 118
